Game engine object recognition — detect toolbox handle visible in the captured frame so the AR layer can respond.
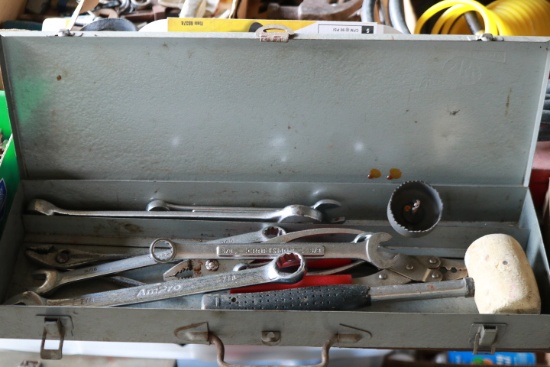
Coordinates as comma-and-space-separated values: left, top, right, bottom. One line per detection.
208, 333, 337, 367
255, 24, 295, 42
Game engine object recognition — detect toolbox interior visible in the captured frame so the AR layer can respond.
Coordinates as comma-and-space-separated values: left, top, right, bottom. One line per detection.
0, 179, 547, 316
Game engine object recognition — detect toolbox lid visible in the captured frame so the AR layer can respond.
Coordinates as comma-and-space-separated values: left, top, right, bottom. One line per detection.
0, 32, 548, 186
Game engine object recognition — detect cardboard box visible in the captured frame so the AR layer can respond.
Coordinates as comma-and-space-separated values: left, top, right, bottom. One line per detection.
0, 0, 25, 25
0, 91, 20, 234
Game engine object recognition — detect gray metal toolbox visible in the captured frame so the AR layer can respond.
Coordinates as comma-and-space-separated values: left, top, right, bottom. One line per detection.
0, 30, 549, 359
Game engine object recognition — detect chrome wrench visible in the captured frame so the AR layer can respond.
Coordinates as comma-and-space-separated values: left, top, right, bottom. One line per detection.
29, 198, 345, 224
163, 227, 368, 280
146, 198, 346, 224
25, 246, 130, 269
30, 226, 286, 295
162, 232, 465, 283
162, 226, 288, 280
26, 226, 286, 269
7, 253, 306, 307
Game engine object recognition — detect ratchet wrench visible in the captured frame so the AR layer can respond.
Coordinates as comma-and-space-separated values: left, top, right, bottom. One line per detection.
29, 226, 287, 295
7, 253, 306, 307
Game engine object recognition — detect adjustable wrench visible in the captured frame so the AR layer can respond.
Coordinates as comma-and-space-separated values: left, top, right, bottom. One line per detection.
29, 198, 345, 224
29, 226, 286, 295
7, 253, 306, 307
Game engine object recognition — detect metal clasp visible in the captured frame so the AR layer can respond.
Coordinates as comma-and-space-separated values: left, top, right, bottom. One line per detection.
40, 317, 72, 360
476, 33, 504, 42
255, 25, 295, 43
470, 323, 507, 354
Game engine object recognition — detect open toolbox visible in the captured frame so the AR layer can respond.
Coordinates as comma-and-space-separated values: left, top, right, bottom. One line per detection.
0, 30, 550, 359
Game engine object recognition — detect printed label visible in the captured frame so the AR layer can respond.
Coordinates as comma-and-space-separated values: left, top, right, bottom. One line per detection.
217, 245, 324, 257
137, 283, 184, 298
167, 18, 381, 35
318, 24, 374, 34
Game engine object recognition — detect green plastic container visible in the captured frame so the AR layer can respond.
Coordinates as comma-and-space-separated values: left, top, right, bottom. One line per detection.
0, 91, 20, 234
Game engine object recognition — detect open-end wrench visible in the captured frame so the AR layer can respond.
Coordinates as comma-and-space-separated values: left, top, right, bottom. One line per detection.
29, 226, 286, 295
146, 198, 345, 224
29, 198, 345, 224
146, 198, 345, 223
6, 253, 306, 307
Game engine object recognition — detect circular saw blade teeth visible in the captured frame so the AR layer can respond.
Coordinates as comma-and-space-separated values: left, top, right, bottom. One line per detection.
387, 180, 443, 238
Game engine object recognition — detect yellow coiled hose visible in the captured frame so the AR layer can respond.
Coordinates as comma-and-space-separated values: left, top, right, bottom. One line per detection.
414, 0, 550, 36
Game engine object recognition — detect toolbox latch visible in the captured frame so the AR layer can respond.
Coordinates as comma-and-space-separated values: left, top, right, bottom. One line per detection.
469, 324, 507, 355
255, 25, 295, 43
39, 317, 72, 360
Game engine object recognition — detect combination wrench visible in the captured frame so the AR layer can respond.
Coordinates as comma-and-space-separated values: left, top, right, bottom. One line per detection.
25, 226, 286, 269
163, 231, 466, 284
162, 227, 368, 280
29, 198, 345, 224
29, 226, 287, 295
6, 253, 306, 307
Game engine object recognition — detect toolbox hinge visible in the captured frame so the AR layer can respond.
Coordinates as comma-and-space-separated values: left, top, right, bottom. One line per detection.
39, 316, 73, 360
469, 323, 507, 354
